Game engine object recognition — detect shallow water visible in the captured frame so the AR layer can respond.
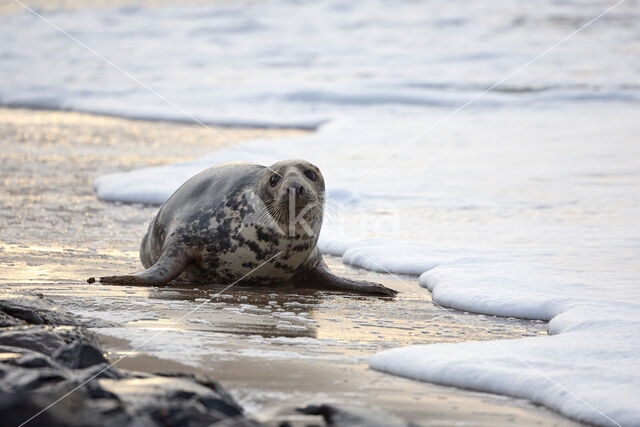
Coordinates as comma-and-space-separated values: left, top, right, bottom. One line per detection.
1, 0, 638, 127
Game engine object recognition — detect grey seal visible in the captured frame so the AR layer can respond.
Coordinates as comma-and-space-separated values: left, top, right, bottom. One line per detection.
89, 160, 397, 296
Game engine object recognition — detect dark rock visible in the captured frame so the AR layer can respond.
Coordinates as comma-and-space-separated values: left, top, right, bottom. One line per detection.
0, 298, 263, 426
298, 404, 413, 427
0, 301, 50, 325
0, 345, 62, 369
72, 361, 130, 382
0, 299, 81, 326
55, 325, 102, 348
53, 341, 108, 369
0, 363, 70, 392
0, 391, 70, 427
155, 371, 240, 408
0, 325, 100, 358
97, 375, 249, 425
0, 387, 131, 427
0, 310, 23, 327
0, 326, 69, 356
0, 299, 117, 328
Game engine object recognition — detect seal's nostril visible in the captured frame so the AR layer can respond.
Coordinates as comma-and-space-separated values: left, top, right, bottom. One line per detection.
287, 185, 304, 197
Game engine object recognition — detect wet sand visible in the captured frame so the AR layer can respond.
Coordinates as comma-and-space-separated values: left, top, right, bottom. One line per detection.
0, 107, 579, 426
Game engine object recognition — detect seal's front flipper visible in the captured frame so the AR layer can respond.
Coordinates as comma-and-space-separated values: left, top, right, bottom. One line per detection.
301, 264, 397, 297
88, 251, 190, 287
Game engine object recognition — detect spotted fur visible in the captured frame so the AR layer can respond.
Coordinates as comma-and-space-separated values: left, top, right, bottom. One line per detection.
92, 160, 397, 296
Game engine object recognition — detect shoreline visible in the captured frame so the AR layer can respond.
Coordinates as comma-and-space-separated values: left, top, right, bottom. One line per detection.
0, 107, 580, 426
0, 104, 322, 131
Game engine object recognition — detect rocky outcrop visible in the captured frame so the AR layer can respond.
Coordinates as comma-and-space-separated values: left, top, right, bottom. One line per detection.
298, 404, 415, 427
0, 298, 260, 427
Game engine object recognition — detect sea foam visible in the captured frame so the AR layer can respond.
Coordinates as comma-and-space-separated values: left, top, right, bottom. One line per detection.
3, 0, 640, 425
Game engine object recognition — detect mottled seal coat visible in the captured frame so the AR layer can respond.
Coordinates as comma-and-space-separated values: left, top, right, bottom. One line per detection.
91, 160, 396, 296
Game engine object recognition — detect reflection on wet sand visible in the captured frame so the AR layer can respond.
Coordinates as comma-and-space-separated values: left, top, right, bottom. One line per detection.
3, 267, 573, 426
83, 261, 568, 426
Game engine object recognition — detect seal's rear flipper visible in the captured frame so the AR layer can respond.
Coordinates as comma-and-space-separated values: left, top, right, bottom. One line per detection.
300, 264, 397, 297
88, 251, 190, 287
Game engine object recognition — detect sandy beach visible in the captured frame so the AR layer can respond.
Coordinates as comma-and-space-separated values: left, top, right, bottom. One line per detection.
0, 107, 580, 426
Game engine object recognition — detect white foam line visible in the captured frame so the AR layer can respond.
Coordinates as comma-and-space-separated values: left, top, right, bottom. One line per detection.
359, 254, 622, 427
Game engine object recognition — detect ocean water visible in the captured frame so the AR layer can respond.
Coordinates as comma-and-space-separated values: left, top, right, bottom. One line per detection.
2, 0, 640, 425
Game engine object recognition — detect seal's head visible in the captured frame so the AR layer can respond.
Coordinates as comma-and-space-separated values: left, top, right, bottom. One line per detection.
257, 159, 325, 234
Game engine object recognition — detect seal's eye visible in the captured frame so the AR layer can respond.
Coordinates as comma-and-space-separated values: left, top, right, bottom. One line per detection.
304, 170, 316, 181
270, 174, 281, 187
